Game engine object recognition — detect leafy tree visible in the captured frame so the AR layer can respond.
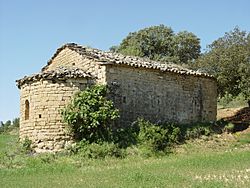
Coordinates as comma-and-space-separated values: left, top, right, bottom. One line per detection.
173, 31, 201, 64
239, 60, 250, 106
61, 85, 119, 142
12, 118, 20, 127
193, 27, 250, 104
4, 120, 11, 127
0, 120, 11, 133
109, 45, 119, 53
111, 25, 201, 64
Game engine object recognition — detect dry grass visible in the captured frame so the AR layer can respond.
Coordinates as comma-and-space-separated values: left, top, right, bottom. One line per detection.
217, 107, 243, 120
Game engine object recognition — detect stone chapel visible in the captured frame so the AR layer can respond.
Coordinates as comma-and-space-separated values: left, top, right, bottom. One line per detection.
17, 43, 217, 152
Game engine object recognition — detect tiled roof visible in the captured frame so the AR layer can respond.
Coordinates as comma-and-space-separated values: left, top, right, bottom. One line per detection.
42, 43, 214, 78
16, 68, 91, 88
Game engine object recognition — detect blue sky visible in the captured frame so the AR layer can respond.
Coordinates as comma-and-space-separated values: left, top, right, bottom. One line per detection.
0, 0, 250, 122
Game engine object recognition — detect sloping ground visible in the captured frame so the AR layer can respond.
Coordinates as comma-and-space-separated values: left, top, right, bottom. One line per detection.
175, 107, 250, 156
223, 107, 250, 125
1, 132, 250, 188
217, 107, 250, 131
217, 107, 243, 120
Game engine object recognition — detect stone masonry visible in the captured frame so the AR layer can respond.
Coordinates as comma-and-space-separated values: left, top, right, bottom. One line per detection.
17, 43, 217, 152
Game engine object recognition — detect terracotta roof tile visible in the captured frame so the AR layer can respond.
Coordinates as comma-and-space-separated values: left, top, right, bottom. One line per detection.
16, 67, 91, 88
42, 43, 214, 79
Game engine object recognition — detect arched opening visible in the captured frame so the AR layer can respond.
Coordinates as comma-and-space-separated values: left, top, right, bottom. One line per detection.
25, 100, 30, 120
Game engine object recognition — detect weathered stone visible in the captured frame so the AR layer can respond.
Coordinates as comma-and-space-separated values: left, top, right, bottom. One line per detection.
16, 43, 217, 153
37, 142, 45, 149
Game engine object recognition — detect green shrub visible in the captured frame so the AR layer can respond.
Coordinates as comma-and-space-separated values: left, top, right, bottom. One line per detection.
184, 126, 211, 140
224, 123, 235, 133
112, 123, 139, 148
218, 93, 247, 108
136, 119, 181, 153
69, 141, 126, 159
61, 85, 119, 142
21, 137, 32, 153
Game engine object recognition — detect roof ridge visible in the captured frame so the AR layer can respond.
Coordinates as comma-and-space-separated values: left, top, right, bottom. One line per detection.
42, 43, 214, 79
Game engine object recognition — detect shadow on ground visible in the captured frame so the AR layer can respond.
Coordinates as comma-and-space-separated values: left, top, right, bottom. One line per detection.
222, 107, 250, 132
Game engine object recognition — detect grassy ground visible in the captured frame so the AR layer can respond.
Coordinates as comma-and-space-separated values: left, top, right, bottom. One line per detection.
1, 130, 250, 187
1, 107, 250, 188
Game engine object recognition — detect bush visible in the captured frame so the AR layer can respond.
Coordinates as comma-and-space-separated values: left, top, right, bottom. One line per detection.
21, 137, 32, 153
224, 123, 235, 133
112, 122, 139, 148
68, 141, 126, 159
184, 126, 211, 139
218, 93, 247, 108
61, 85, 119, 142
136, 119, 181, 153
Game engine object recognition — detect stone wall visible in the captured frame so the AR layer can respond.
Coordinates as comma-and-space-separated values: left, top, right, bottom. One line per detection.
104, 64, 217, 125
45, 48, 103, 79
19, 78, 90, 152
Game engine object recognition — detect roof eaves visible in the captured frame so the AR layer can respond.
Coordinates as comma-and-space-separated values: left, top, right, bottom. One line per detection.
42, 43, 215, 79
16, 68, 92, 89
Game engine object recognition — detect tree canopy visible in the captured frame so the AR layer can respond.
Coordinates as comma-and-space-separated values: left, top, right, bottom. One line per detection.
193, 27, 250, 102
111, 25, 201, 64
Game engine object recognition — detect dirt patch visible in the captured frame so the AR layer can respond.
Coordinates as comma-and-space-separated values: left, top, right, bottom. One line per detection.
224, 107, 250, 124
218, 107, 250, 125
217, 107, 243, 120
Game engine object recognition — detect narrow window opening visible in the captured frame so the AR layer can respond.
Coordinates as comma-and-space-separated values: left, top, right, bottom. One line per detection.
123, 96, 126, 103
39, 114, 42, 118
25, 100, 30, 120
72, 63, 75, 66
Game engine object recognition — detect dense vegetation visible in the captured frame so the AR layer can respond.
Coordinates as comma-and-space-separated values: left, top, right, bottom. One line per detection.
110, 25, 201, 64
193, 27, 250, 104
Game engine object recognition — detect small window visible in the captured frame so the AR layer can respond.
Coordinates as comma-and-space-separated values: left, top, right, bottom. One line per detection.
72, 63, 75, 66
123, 96, 126, 103
25, 100, 30, 120
39, 114, 42, 118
